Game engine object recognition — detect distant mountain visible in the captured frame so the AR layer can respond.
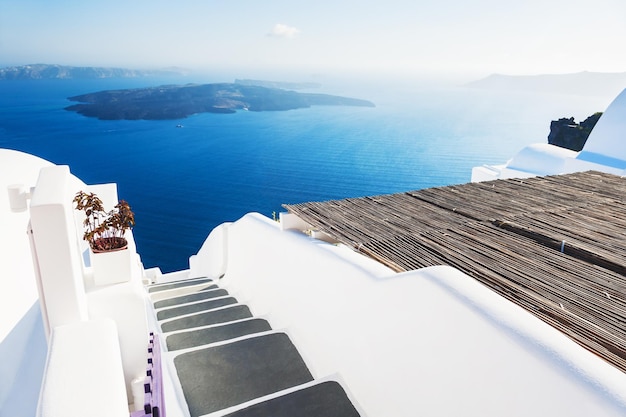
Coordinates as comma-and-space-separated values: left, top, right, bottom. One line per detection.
65, 83, 375, 120
466, 71, 626, 96
0, 64, 187, 80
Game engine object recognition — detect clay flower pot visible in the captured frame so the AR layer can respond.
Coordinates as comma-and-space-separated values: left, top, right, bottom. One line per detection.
74, 191, 136, 286
91, 237, 129, 253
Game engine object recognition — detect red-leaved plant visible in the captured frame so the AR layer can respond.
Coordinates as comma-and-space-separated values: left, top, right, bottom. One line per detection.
73, 191, 135, 252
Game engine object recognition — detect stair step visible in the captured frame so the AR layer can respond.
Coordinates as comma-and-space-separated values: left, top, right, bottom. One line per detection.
223, 381, 361, 417
148, 277, 213, 293
150, 283, 219, 302
161, 305, 253, 333
154, 288, 229, 309
148, 280, 360, 417
166, 318, 273, 351
157, 297, 238, 321
173, 332, 314, 417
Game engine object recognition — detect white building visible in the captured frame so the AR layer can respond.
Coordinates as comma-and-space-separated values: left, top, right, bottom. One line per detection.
471, 88, 626, 182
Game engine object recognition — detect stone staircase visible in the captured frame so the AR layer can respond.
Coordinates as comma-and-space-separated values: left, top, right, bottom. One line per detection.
147, 277, 362, 417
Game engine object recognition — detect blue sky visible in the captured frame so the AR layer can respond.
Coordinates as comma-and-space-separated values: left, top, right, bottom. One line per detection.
1, 0, 625, 78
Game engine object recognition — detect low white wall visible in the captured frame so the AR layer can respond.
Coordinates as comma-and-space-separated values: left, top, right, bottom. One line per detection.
0, 302, 47, 417
36, 319, 128, 417
189, 221, 231, 279
505, 143, 577, 176
471, 143, 579, 182
87, 277, 148, 403
279, 212, 311, 231
471, 164, 504, 182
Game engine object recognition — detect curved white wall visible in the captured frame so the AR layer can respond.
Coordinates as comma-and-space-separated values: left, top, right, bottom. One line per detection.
577, 88, 626, 167
199, 212, 626, 417
506, 142, 577, 175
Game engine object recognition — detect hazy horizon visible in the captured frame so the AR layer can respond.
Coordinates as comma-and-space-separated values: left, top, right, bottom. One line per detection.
1, 0, 625, 83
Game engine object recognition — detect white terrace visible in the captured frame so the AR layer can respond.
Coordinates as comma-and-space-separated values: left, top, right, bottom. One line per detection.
1, 87, 626, 417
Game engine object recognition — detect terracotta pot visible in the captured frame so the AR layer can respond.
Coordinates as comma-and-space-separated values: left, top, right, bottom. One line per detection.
91, 237, 128, 253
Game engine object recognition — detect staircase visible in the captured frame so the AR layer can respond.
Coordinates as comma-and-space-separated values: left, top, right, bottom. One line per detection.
147, 277, 362, 417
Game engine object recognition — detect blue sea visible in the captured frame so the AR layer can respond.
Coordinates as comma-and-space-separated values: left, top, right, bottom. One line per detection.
0, 76, 615, 272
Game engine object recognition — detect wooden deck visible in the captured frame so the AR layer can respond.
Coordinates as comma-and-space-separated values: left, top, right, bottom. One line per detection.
284, 171, 626, 373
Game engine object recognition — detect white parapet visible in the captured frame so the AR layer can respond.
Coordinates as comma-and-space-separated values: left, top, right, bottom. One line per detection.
36, 319, 128, 417
189, 221, 232, 279
29, 165, 89, 336
86, 276, 148, 403
279, 211, 311, 231
470, 164, 504, 182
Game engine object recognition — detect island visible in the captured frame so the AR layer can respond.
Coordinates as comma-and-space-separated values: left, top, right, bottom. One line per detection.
64, 83, 375, 120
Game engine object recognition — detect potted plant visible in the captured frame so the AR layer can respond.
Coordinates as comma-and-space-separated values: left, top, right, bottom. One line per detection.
73, 191, 136, 285
73, 191, 135, 252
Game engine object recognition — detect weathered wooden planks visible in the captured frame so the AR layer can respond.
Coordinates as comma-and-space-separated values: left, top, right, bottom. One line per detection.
284, 171, 626, 373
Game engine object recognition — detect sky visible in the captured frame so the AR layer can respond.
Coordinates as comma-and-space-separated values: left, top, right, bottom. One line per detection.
1, 0, 625, 80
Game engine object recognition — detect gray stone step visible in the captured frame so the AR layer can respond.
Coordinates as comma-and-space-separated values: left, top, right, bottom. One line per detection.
148, 279, 360, 417
154, 288, 229, 309
156, 296, 238, 321
223, 381, 361, 417
166, 318, 273, 351
150, 283, 219, 302
148, 277, 213, 293
174, 332, 314, 417
160, 305, 253, 333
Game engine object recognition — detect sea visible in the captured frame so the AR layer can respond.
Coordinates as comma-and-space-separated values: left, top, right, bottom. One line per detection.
0, 75, 617, 272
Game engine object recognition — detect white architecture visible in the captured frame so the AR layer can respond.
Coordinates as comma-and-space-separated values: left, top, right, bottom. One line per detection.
472, 88, 626, 182
1, 86, 626, 417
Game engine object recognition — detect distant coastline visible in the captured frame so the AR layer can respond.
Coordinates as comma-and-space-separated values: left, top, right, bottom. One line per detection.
0, 64, 187, 80
467, 71, 626, 96
65, 83, 375, 120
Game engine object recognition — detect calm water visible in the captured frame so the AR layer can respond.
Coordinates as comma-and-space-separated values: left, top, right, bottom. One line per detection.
0, 76, 614, 272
